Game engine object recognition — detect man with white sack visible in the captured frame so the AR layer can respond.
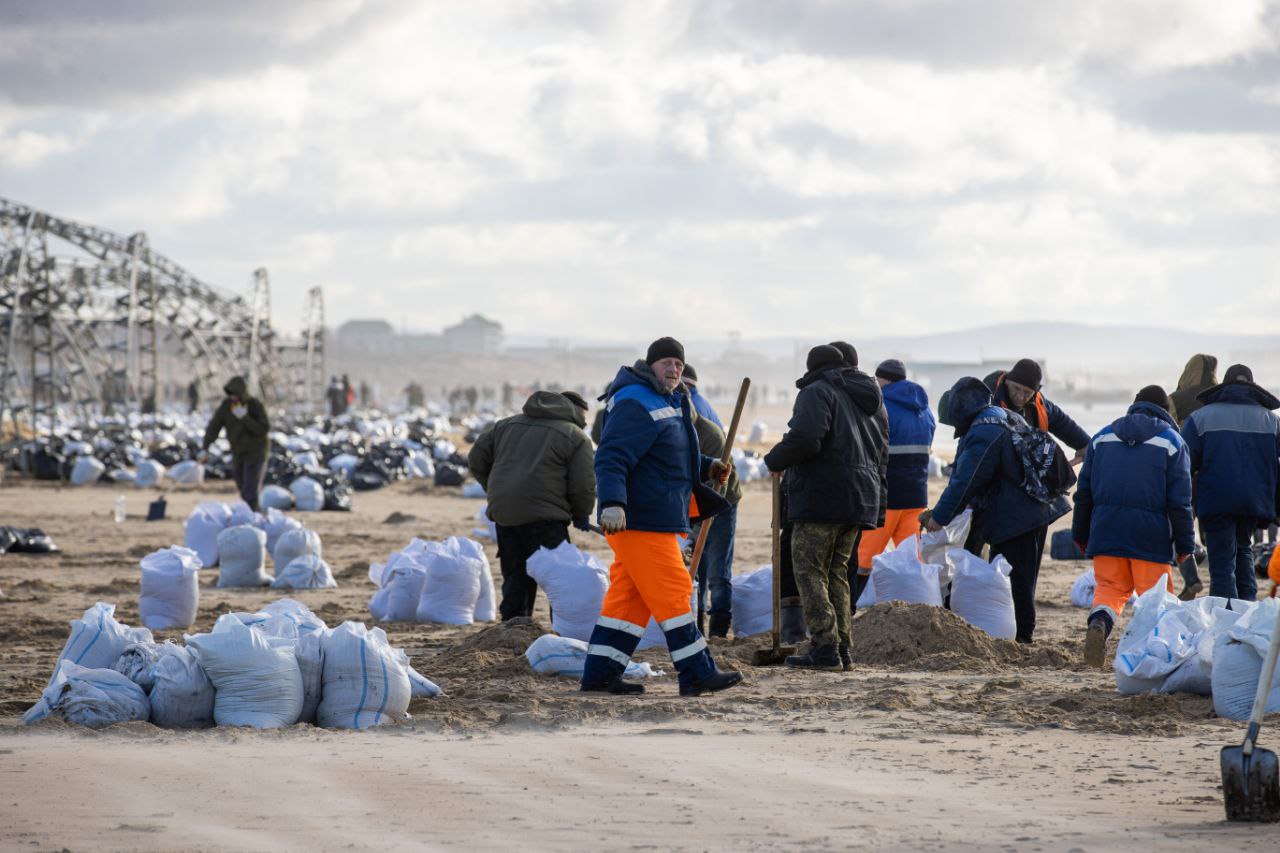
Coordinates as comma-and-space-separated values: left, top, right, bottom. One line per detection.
1071, 385, 1194, 668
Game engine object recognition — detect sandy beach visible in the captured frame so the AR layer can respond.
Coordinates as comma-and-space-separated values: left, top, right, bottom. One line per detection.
1, 476, 1274, 851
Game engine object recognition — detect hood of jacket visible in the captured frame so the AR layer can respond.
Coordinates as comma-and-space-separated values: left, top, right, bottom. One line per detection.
1197, 381, 1280, 411
1112, 401, 1178, 444
522, 391, 584, 427
882, 379, 928, 414
1177, 354, 1218, 391
948, 377, 995, 436
606, 361, 676, 401
223, 376, 249, 398
797, 367, 882, 416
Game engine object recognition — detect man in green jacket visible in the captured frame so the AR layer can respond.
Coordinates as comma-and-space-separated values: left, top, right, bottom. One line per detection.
468, 390, 597, 620
199, 376, 271, 510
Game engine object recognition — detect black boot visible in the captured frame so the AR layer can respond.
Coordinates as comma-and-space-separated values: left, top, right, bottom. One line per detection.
779, 597, 808, 645
1083, 611, 1113, 669
679, 667, 744, 697
708, 611, 731, 638
785, 643, 842, 671
580, 677, 645, 695
838, 643, 852, 672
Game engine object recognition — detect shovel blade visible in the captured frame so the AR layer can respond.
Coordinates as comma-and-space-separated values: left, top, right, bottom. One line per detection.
1221, 744, 1280, 822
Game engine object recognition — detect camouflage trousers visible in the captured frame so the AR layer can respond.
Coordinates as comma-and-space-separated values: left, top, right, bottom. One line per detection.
791, 522, 859, 649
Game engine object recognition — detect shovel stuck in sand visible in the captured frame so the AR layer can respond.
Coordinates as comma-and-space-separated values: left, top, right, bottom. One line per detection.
752, 473, 795, 666
1221, 600, 1280, 822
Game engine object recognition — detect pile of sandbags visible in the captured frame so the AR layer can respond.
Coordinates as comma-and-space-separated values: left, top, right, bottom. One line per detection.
367, 536, 496, 625
525, 542, 609, 641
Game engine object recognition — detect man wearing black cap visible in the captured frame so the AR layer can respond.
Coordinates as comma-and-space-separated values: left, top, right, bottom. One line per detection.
1071, 385, 1194, 667
468, 390, 597, 620
765, 344, 887, 670
994, 358, 1090, 461
1181, 364, 1280, 601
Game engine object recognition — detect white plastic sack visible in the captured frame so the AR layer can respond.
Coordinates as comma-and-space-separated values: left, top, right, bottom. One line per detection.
919, 510, 972, 592
216, 525, 271, 588
526, 542, 609, 642
148, 642, 215, 728
227, 500, 262, 528
471, 505, 497, 540
70, 455, 105, 486
260, 484, 294, 510
295, 630, 325, 724
407, 665, 442, 698
24, 661, 149, 728
949, 551, 1016, 639
415, 538, 485, 625
134, 459, 165, 488
294, 450, 320, 470
259, 598, 328, 636
1159, 599, 1245, 696
369, 550, 430, 622
50, 602, 153, 684
316, 622, 411, 729
407, 454, 435, 480
167, 460, 205, 485
525, 634, 661, 679
730, 565, 773, 638
273, 527, 322, 572
113, 641, 160, 691
139, 546, 202, 630
327, 453, 360, 475
273, 554, 337, 589
869, 537, 944, 606
186, 614, 304, 728
461, 481, 486, 499
261, 507, 302, 555
1113, 581, 1195, 694
184, 501, 230, 567
291, 476, 324, 512
1071, 568, 1140, 611
747, 421, 767, 443
1211, 599, 1280, 720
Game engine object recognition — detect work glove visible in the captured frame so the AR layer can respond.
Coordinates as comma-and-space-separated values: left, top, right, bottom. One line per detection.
600, 506, 626, 534
231, 404, 248, 419
1175, 553, 1191, 565
709, 459, 731, 484
572, 516, 592, 532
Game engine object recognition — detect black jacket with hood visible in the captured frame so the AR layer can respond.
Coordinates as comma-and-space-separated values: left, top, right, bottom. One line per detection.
1169, 354, 1218, 428
202, 376, 270, 462
764, 366, 888, 528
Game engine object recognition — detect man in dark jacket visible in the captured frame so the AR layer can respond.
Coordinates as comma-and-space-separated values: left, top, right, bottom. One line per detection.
199, 376, 270, 510
581, 338, 741, 697
993, 358, 1090, 460
468, 390, 597, 620
1169, 354, 1218, 428
1181, 364, 1280, 601
925, 377, 1072, 643
1072, 386, 1194, 667
765, 344, 887, 670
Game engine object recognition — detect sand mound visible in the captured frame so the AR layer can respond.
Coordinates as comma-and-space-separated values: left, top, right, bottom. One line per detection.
430, 618, 547, 679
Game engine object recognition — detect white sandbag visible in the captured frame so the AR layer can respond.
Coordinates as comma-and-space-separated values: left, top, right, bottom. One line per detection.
294, 450, 320, 469
291, 476, 324, 512
260, 484, 294, 510
70, 455, 105, 486
261, 507, 302, 555
273, 554, 337, 589
948, 550, 1016, 639
870, 537, 944, 606
432, 439, 457, 460
112, 641, 160, 691
407, 664, 442, 697
457, 537, 496, 622
407, 453, 435, 480
920, 510, 972, 593
415, 538, 484, 625
525, 541, 609, 641
184, 501, 231, 567
1211, 599, 1280, 720
461, 481, 486, 499
186, 614, 304, 728
369, 551, 429, 622
730, 565, 773, 638
1158, 597, 1244, 696
216, 524, 271, 588
258, 598, 328, 636
471, 505, 497, 540
1069, 568, 1096, 608
928, 455, 946, 478
856, 571, 877, 609
139, 546, 202, 630
525, 634, 661, 679
316, 622, 411, 729
295, 630, 326, 724
327, 453, 360, 475
50, 602, 153, 684
747, 421, 767, 443
134, 458, 165, 488
1113, 581, 1194, 694
147, 642, 215, 728
23, 661, 149, 728
272, 527, 322, 572
167, 460, 205, 485
227, 500, 262, 528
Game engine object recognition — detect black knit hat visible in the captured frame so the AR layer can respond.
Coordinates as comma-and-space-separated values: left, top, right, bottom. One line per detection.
682, 364, 698, 383
806, 345, 844, 372
1133, 385, 1171, 411
1225, 363, 1254, 384
828, 341, 858, 368
1006, 358, 1043, 389
875, 358, 907, 382
645, 337, 685, 365
560, 391, 589, 411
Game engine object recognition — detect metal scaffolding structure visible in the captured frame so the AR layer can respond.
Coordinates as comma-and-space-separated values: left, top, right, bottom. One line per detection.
0, 196, 325, 442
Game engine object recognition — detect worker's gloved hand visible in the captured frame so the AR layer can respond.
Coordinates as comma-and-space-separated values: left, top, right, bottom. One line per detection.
709, 459, 731, 484
1270, 582, 1278, 599
924, 517, 943, 533
195, 449, 209, 464
917, 509, 932, 529
231, 404, 248, 419
600, 506, 626, 534
1175, 553, 1191, 565
572, 516, 592, 532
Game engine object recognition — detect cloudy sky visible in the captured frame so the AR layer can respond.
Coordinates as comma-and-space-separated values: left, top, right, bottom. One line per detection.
2, 0, 1279, 340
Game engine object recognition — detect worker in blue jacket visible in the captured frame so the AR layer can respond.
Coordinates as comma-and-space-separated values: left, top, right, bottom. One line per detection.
1181, 364, 1280, 601
1071, 386, 1195, 667
923, 377, 1071, 643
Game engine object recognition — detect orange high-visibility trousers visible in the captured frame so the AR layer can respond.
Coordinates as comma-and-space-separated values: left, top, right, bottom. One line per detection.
857, 507, 924, 569
599, 530, 694, 627
1092, 555, 1173, 621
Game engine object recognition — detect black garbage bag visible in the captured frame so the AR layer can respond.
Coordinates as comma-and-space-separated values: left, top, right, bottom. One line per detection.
1254, 542, 1276, 579
324, 480, 353, 511
434, 462, 466, 487
447, 451, 469, 469
0, 526, 59, 554
31, 447, 64, 481
351, 469, 388, 491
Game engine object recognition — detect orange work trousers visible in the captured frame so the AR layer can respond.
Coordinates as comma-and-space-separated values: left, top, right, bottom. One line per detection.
600, 530, 695, 629
857, 507, 925, 570
1092, 555, 1173, 621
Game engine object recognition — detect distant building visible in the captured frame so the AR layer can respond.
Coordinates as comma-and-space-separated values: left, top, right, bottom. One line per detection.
444, 314, 503, 355
337, 319, 394, 340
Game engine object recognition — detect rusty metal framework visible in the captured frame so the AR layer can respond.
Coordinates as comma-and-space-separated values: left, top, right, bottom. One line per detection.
0, 197, 324, 441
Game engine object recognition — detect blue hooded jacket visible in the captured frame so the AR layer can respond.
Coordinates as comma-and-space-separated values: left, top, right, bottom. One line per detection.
882, 379, 935, 509
931, 377, 1070, 544
1181, 382, 1280, 522
594, 363, 728, 534
1071, 401, 1195, 564
687, 385, 723, 429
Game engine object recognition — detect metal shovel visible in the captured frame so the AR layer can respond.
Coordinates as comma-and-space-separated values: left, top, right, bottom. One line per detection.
1221, 601, 1280, 822
752, 473, 796, 666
